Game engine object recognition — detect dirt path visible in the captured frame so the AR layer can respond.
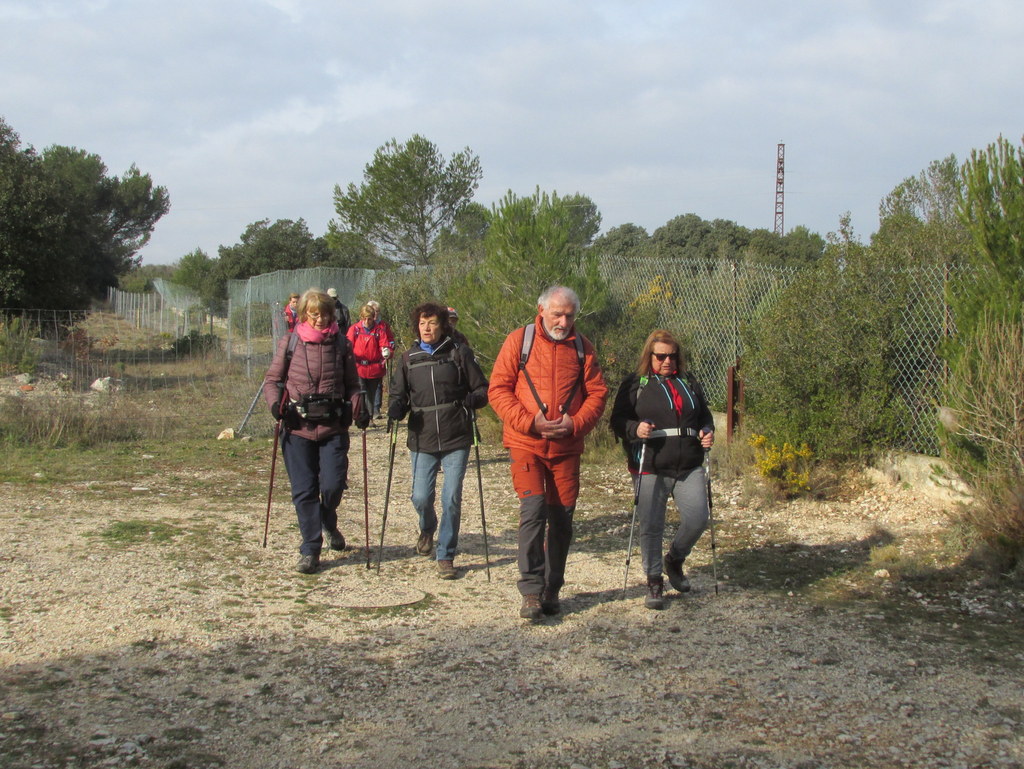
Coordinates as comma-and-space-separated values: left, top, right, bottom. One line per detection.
1, 425, 1022, 769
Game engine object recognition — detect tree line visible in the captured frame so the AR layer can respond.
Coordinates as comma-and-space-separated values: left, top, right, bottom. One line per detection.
1, 117, 168, 312
2, 110, 1021, 570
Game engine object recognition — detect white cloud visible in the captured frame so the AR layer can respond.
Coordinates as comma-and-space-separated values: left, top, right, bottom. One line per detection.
2, 0, 1023, 262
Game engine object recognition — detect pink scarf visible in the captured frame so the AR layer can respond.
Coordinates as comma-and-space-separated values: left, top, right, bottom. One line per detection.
296, 321, 339, 343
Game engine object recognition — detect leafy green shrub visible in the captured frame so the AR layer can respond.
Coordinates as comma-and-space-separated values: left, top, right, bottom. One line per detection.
941, 311, 1024, 571
941, 136, 1024, 572
0, 318, 40, 375
171, 330, 220, 357
742, 226, 910, 461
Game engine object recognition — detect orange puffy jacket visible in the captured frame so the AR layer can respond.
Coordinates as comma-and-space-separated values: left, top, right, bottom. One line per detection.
488, 316, 608, 459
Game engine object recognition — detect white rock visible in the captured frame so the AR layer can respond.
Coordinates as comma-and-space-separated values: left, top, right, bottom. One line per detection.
217, 427, 235, 440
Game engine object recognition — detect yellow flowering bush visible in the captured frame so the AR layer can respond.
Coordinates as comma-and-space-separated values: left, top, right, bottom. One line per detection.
628, 274, 674, 311
749, 433, 814, 496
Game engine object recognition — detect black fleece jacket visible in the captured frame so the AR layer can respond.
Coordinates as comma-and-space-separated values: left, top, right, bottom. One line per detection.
610, 372, 714, 476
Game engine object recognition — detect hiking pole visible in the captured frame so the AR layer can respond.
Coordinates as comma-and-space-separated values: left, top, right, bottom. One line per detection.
262, 390, 288, 548
471, 409, 491, 582
622, 439, 647, 596
375, 419, 399, 573
705, 447, 719, 595
362, 425, 371, 569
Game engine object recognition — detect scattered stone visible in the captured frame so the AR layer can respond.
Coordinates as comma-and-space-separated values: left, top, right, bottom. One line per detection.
90, 377, 121, 392
217, 427, 235, 440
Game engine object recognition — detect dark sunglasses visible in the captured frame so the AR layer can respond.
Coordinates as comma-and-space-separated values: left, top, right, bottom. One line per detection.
652, 352, 678, 361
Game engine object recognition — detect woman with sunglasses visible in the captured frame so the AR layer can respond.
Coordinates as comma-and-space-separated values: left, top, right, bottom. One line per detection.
610, 329, 714, 609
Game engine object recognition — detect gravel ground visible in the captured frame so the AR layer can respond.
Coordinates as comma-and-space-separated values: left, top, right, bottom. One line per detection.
1, 422, 1022, 769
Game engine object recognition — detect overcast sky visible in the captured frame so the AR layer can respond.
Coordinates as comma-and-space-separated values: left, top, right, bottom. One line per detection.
2, 0, 1022, 266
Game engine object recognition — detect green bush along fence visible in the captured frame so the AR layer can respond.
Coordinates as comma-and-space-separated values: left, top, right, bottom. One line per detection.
14, 257, 962, 455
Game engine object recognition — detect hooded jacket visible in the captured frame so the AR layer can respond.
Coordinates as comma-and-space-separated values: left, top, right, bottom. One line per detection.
488, 315, 608, 459
389, 336, 489, 453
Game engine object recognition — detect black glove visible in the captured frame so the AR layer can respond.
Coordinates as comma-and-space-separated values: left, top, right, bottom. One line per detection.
271, 402, 284, 421
387, 400, 406, 421
464, 392, 487, 410
351, 392, 370, 430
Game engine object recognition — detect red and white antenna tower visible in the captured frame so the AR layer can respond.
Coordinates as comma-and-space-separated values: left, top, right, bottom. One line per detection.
774, 142, 785, 236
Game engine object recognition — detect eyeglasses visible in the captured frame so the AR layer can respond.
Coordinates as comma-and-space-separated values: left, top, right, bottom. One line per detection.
306, 312, 330, 320
652, 352, 679, 361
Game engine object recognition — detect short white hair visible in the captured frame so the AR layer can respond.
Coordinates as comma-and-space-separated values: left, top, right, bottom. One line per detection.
538, 285, 580, 313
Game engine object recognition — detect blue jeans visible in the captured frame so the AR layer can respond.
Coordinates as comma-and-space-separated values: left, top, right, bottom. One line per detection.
281, 431, 350, 556
410, 448, 469, 560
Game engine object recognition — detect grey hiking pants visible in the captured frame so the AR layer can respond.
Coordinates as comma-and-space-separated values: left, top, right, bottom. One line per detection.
636, 465, 709, 578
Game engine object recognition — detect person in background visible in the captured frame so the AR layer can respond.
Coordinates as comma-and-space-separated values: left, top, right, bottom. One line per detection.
347, 303, 394, 423
366, 299, 395, 418
263, 289, 369, 574
610, 329, 714, 609
387, 303, 489, 579
284, 293, 300, 333
488, 285, 608, 620
447, 306, 469, 346
326, 288, 351, 331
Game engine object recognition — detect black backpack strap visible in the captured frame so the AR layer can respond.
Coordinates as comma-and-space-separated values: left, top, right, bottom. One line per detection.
558, 334, 586, 415
517, 324, 586, 415
518, 325, 547, 413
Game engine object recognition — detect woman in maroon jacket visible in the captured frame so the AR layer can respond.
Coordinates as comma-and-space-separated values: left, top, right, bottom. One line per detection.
263, 289, 368, 574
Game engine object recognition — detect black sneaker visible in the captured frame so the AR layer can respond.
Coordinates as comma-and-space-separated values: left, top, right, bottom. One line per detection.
415, 531, 434, 556
325, 528, 346, 551
645, 576, 665, 610
519, 593, 543, 620
540, 587, 561, 615
664, 552, 691, 593
296, 554, 320, 574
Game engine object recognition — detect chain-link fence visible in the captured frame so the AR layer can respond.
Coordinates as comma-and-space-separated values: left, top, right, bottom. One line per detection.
86, 257, 963, 455
226, 267, 379, 375
107, 280, 209, 338
600, 256, 802, 403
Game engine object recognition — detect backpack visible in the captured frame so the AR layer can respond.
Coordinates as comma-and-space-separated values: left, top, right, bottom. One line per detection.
518, 323, 586, 415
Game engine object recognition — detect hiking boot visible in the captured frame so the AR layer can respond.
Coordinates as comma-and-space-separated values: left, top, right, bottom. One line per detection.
664, 552, 691, 593
540, 587, 561, 615
437, 559, 457, 579
645, 576, 665, 610
296, 554, 320, 574
519, 593, 543, 620
415, 531, 434, 556
325, 528, 346, 551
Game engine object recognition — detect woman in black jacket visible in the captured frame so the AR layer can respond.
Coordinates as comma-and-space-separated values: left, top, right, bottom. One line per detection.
387, 303, 489, 579
611, 329, 714, 609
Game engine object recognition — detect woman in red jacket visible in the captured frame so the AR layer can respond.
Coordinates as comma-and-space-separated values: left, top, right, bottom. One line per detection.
347, 303, 395, 424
